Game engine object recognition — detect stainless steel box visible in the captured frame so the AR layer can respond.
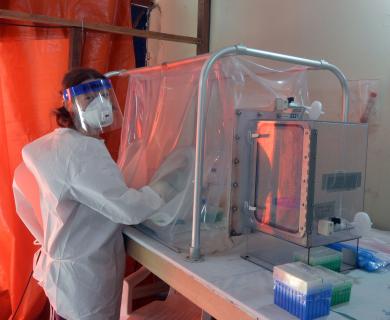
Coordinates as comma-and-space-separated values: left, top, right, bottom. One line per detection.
231, 110, 368, 248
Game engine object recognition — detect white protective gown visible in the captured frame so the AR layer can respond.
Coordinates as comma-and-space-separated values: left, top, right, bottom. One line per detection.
13, 128, 163, 320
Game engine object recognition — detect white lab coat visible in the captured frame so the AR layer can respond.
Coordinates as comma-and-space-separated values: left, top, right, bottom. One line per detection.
13, 162, 44, 244
13, 128, 163, 320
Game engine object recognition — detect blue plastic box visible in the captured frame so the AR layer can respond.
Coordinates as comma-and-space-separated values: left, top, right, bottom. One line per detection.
273, 262, 332, 320
274, 280, 332, 320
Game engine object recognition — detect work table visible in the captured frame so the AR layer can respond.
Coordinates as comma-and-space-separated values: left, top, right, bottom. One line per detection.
124, 227, 390, 320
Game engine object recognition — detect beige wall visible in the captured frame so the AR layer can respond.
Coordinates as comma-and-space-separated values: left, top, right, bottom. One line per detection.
149, 0, 390, 230
148, 0, 197, 65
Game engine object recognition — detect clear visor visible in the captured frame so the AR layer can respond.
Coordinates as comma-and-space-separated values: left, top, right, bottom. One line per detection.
63, 79, 123, 135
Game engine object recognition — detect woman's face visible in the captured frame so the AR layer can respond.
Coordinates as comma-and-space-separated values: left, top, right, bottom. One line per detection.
72, 78, 110, 111
65, 76, 122, 137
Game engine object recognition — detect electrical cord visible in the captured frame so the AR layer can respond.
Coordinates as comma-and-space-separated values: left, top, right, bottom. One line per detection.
11, 270, 34, 320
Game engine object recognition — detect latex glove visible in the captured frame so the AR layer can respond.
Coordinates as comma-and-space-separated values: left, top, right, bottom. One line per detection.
149, 168, 187, 203
304, 101, 324, 120
352, 211, 373, 236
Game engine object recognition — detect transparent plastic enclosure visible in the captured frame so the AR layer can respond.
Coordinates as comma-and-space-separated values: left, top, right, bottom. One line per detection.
117, 53, 368, 256
118, 55, 312, 254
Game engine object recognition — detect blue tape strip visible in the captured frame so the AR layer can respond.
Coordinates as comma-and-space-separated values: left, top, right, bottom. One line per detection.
63, 79, 112, 100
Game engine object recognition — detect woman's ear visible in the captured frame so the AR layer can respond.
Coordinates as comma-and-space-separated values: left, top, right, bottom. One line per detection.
58, 117, 71, 128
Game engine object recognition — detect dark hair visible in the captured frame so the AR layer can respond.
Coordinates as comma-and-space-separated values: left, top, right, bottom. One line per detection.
55, 68, 107, 128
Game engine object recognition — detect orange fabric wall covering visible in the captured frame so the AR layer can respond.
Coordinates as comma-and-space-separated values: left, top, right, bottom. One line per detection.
0, 1, 135, 319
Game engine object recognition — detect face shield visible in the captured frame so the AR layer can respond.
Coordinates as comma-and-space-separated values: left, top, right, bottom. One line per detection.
63, 79, 123, 135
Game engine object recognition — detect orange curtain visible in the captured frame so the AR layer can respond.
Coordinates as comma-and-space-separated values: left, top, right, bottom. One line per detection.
0, 1, 135, 319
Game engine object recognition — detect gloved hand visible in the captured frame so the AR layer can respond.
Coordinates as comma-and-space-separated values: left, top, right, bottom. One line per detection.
149, 167, 187, 203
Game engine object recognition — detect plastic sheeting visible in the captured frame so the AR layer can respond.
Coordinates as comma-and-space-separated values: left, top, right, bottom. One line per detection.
0, 1, 134, 319
118, 52, 371, 255
118, 55, 312, 253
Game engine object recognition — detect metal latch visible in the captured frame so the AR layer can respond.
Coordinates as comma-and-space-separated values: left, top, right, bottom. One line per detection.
249, 132, 270, 140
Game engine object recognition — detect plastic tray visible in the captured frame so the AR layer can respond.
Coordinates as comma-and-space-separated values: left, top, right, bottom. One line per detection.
293, 247, 342, 271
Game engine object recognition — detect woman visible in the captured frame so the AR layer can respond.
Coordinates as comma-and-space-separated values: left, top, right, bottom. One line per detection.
13, 68, 173, 320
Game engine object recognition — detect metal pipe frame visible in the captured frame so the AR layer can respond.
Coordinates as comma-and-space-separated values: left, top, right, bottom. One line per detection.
104, 69, 127, 78
189, 44, 350, 261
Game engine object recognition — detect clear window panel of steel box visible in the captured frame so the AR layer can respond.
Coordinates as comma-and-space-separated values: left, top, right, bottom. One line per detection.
252, 122, 309, 236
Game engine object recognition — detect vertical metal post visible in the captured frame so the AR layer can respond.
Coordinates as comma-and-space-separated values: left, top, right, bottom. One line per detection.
189, 46, 238, 260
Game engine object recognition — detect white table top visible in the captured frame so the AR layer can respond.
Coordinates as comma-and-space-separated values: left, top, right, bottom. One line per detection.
124, 227, 390, 320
